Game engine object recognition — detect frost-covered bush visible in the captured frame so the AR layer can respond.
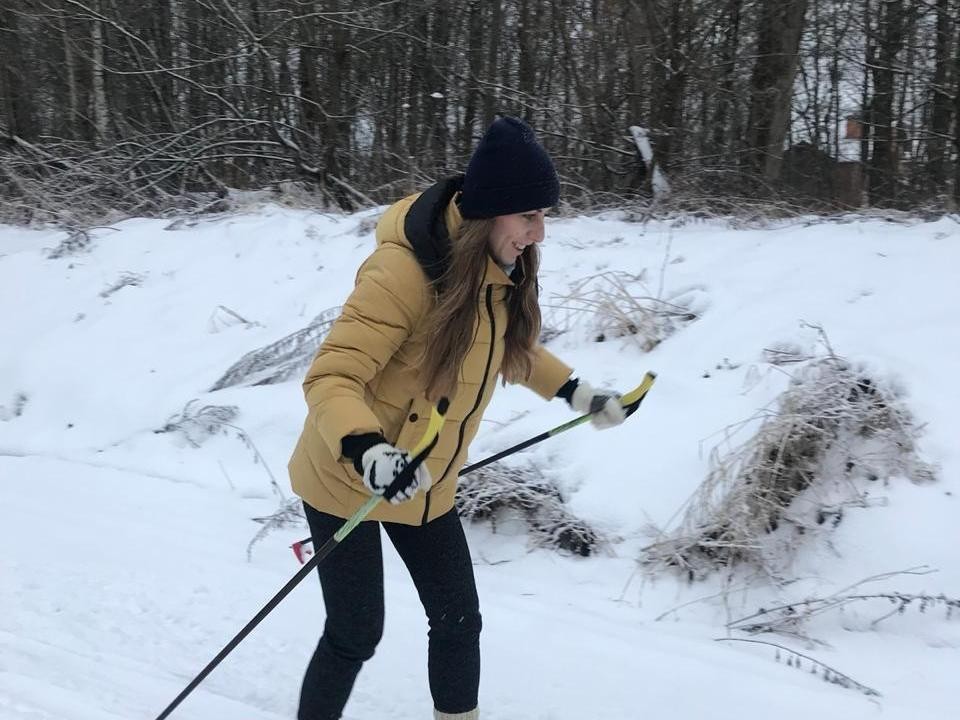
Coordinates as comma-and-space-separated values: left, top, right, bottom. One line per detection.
207, 305, 262, 333
157, 399, 287, 505
247, 497, 306, 561
210, 306, 340, 390
641, 352, 936, 580
99, 271, 146, 298
456, 462, 607, 556
156, 400, 240, 448
47, 230, 93, 259
545, 270, 700, 351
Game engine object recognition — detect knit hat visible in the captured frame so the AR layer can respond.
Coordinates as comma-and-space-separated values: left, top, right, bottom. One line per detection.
459, 116, 560, 219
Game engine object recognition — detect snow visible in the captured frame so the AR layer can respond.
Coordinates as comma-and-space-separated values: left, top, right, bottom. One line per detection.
2, 207, 959, 719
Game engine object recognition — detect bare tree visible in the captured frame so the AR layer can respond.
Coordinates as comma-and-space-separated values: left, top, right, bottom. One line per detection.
954, 0, 960, 205
924, 0, 953, 196
744, 0, 809, 186
867, 0, 907, 207
0, 1, 38, 140
633, 0, 690, 177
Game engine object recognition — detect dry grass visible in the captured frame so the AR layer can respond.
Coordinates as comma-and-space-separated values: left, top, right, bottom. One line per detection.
641, 348, 936, 581
209, 306, 340, 390
726, 567, 959, 639
543, 270, 699, 351
456, 462, 608, 557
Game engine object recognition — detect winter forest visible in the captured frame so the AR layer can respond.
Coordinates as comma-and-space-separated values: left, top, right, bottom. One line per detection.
2, 0, 960, 225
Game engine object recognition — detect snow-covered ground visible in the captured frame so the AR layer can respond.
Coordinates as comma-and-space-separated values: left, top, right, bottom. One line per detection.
2, 206, 958, 719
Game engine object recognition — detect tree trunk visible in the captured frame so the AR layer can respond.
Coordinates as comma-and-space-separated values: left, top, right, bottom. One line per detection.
406, 9, 428, 162
860, 0, 872, 168
557, 0, 579, 163
152, 0, 175, 130
744, 0, 809, 185
61, 11, 80, 139
634, 0, 689, 175
954, 0, 960, 205
624, 0, 648, 127
0, 1, 38, 140
712, 0, 743, 164
925, 0, 952, 196
482, 0, 503, 127
461, 0, 484, 156
298, 5, 322, 140
867, 0, 906, 207
427, 2, 450, 174
323, 0, 352, 207
90, 0, 110, 140
518, 0, 536, 120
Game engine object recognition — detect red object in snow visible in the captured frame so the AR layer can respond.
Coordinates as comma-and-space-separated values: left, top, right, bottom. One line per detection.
291, 538, 313, 565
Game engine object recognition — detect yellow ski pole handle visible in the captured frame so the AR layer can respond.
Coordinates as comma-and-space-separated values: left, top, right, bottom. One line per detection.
412, 400, 449, 455
620, 371, 657, 410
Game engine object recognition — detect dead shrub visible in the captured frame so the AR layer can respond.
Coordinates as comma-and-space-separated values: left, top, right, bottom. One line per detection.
641, 347, 936, 580
544, 270, 700, 351
456, 462, 608, 557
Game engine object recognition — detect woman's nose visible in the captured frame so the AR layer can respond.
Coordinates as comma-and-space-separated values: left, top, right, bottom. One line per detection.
530, 216, 545, 243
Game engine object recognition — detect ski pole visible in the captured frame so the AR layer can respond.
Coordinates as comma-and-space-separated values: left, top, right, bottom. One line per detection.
291, 371, 657, 561
460, 370, 656, 475
153, 400, 449, 720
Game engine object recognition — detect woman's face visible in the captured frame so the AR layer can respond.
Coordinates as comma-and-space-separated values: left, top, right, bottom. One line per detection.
488, 209, 546, 265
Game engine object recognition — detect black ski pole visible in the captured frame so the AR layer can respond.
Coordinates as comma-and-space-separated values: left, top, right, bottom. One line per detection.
153, 400, 449, 720
291, 371, 656, 560
460, 370, 655, 475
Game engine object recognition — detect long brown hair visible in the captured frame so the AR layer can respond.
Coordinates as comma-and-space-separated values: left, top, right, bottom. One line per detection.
420, 218, 541, 401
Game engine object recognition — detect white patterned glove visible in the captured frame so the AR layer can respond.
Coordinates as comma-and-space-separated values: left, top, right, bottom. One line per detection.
360, 443, 432, 504
570, 381, 626, 429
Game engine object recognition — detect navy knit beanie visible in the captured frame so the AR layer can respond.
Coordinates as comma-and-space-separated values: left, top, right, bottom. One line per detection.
459, 116, 560, 219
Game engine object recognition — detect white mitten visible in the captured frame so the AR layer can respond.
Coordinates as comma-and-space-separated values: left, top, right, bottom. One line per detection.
360, 443, 432, 504
570, 381, 626, 429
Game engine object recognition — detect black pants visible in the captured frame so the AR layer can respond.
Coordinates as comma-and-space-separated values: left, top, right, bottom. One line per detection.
299, 503, 482, 720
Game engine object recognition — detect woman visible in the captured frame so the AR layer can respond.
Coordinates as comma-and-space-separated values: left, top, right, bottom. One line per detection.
288, 116, 626, 720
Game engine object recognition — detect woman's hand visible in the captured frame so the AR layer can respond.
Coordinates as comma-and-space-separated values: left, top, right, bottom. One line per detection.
360, 443, 432, 503
570, 381, 626, 429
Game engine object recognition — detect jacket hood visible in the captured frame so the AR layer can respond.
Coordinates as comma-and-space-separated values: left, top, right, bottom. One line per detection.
401, 175, 464, 286
376, 175, 515, 289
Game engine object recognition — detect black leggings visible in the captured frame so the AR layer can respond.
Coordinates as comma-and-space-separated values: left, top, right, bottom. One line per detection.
299, 503, 482, 720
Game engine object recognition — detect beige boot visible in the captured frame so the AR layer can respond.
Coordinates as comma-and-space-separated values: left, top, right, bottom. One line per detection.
434, 709, 478, 720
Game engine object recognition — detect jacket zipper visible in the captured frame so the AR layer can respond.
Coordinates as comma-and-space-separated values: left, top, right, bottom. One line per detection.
421, 284, 496, 525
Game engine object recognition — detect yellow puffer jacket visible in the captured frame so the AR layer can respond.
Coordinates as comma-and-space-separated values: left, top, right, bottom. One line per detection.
288, 178, 573, 525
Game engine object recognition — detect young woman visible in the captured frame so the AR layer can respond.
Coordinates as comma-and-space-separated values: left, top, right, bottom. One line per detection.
288, 116, 626, 720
